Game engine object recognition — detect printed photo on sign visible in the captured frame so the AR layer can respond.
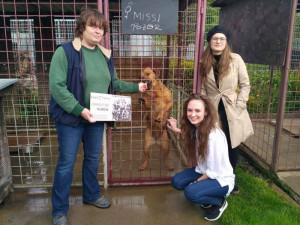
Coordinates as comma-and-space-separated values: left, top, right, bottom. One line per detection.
90, 92, 132, 121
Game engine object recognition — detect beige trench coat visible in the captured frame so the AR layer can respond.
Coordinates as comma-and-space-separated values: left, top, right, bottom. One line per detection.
202, 53, 254, 148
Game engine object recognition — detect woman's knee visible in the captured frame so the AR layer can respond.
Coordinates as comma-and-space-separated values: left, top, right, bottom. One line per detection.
83, 154, 100, 164
183, 185, 204, 203
171, 176, 184, 190
184, 186, 195, 202
56, 155, 76, 173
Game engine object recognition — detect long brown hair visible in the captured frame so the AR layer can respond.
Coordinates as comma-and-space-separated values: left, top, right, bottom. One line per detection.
199, 42, 232, 83
75, 8, 109, 38
180, 94, 219, 161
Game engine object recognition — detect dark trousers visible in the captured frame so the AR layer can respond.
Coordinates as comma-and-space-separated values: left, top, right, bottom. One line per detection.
218, 99, 238, 170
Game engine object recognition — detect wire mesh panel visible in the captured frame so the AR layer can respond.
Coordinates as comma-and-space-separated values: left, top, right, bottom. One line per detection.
244, 11, 300, 171
108, 0, 199, 185
246, 65, 283, 165
277, 4, 300, 170
246, 64, 300, 171
0, 0, 107, 187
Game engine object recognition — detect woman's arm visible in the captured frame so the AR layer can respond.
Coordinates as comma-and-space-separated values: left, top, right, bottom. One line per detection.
197, 173, 209, 181
112, 69, 146, 93
236, 55, 251, 110
205, 129, 229, 179
189, 173, 209, 185
201, 81, 207, 95
49, 47, 84, 116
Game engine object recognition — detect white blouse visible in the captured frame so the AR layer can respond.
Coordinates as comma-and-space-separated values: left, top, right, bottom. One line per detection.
195, 127, 235, 196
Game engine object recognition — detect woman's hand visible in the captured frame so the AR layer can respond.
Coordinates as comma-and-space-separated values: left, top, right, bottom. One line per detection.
167, 117, 181, 133
235, 101, 245, 114
138, 82, 147, 92
189, 173, 209, 185
80, 108, 96, 123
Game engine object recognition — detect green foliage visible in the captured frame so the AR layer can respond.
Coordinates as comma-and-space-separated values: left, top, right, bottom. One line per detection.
219, 166, 300, 225
248, 67, 300, 113
286, 72, 300, 112
19, 88, 39, 120
205, 8, 219, 30
205, 2, 219, 45
293, 13, 300, 43
169, 59, 194, 94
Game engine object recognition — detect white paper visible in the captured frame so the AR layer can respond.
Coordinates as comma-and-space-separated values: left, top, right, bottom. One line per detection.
90, 92, 132, 121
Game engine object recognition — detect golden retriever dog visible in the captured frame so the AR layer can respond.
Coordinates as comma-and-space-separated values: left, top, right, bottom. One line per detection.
138, 67, 174, 171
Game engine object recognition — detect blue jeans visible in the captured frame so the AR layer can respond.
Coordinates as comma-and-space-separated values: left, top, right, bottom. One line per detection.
171, 167, 229, 205
52, 122, 105, 217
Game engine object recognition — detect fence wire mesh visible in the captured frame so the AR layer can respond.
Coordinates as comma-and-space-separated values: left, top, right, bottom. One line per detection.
107, 0, 198, 184
1, 1, 103, 187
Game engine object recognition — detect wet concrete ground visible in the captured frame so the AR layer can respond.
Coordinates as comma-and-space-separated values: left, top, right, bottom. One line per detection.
0, 185, 213, 225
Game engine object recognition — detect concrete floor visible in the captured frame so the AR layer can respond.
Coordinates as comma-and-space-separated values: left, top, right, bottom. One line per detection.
278, 171, 300, 198
0, 185, 213, 225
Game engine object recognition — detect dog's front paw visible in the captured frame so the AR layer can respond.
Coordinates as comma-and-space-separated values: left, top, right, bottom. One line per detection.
138, 98, 145, 104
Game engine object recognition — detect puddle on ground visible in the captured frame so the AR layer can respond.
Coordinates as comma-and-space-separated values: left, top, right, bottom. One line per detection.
111, 195, 148, 209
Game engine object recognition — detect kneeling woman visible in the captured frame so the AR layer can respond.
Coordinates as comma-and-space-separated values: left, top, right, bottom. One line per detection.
167, 94, 235, 221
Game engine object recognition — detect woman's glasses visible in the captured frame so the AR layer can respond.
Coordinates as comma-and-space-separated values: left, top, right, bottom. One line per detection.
211, 37, 226, 42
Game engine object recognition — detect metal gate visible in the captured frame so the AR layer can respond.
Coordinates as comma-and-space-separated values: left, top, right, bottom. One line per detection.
106, 0, 205, 185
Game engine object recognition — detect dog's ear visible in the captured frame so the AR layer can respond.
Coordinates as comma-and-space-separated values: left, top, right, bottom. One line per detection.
153, 69, 161, 79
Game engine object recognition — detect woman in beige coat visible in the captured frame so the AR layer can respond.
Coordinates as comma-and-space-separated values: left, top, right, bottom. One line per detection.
201, 25, 254, 194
